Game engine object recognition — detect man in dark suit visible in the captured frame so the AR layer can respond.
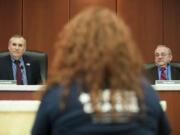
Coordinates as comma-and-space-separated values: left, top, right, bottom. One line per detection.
145, 45, 180, 84
0, 34, 41, 85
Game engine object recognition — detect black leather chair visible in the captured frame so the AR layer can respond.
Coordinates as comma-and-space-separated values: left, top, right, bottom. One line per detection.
143, 62, 180, 69
0, 50, 48, 83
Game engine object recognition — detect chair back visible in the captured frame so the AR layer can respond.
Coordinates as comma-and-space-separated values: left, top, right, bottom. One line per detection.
143, 62, 180, 69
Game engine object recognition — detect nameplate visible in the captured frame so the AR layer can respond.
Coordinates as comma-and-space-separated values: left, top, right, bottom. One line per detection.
0, 80, 17, 85
155, 80, 180, 84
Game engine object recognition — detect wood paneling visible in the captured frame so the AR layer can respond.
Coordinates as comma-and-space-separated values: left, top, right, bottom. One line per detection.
23, 0, 69, 78
0, 0, 179, 68
0, 91, 39, 100
159, 91, 180, 135
0, 0, 22, 51
164, 0, 180, 61
69, 0, 116, 19
117, 0, 163, 63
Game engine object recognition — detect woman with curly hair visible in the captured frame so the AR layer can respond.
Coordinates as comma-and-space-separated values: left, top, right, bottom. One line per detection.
32, 7, 171, 135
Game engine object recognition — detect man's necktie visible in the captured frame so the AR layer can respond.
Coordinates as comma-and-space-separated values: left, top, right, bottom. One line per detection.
160, 68, 167, 80
15, 60, 22, 85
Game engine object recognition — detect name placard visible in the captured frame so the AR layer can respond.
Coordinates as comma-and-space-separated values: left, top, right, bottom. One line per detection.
155, 80, 180, 84
0, 80, 17, 85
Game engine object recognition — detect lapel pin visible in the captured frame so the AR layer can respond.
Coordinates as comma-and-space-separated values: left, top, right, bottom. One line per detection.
26, 63, 31, 66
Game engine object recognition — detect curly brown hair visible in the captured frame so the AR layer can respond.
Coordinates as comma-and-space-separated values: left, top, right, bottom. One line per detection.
46, 7, 144, 118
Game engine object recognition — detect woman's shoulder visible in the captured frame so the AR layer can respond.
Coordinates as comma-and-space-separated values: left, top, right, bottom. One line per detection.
41, 85, 61, 104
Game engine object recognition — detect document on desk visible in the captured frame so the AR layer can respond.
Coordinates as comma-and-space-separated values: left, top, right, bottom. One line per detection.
152, 80, 180, 91
155, 80, 180, 84
0, 85, 45, 91
0, 80, 17, 85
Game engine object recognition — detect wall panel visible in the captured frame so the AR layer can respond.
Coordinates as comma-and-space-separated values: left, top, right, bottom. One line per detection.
117, 0, 163, 63
0, 0, 22, 51
23, 0, 69, 77
70, 0, 116, 19
164, 1, 180, 132
1, 0, 180, 77
164, 0, 180, 61
159, 91, 180, 135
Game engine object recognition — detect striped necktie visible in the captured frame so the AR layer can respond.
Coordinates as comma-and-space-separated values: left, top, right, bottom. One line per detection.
15, 60, 22, 85
160, 68, 167, 80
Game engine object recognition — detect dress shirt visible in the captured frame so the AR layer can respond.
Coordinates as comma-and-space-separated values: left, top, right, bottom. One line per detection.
11, 57, 28, 85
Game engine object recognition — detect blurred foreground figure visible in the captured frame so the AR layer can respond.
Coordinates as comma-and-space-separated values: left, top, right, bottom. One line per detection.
32, 7, 171, 135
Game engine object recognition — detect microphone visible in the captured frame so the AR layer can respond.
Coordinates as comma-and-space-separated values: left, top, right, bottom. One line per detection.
20, 66, 24, 70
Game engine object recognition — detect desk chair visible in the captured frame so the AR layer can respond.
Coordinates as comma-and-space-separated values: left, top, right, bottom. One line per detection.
0, 50, 48, 83
143, 62, 180, 70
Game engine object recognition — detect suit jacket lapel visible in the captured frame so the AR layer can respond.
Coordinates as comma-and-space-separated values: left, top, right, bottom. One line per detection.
150, 66, 159, 84
23, 56, 32, 84
171, 66, 178, 80
154, 66, 159, 81
7, 56, 14, 80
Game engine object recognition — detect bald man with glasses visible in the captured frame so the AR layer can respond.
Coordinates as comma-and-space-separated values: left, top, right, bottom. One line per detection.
146, 45, 180, 84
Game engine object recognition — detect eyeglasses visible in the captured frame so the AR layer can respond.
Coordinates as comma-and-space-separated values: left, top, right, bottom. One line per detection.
155, 53, 169, 57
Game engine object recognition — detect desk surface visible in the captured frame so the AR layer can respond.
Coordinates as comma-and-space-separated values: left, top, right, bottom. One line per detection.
0, 85, 45, 91
0, 84, 180, 91
152, 84, 180, 91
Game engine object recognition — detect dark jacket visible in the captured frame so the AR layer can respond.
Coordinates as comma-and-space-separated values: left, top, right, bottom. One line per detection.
0, 55, 41, 84
32, 79, 171, 135
145, 64, 180, 84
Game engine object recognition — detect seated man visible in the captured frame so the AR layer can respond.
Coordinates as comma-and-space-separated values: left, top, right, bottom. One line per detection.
0, 34, 41, 85
146, 45, 180, 84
